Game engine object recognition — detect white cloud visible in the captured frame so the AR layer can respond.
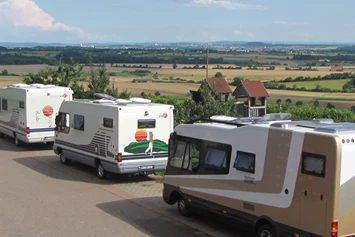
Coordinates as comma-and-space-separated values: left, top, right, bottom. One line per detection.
184, 0, 266, 10
273, 21, 307, 25
0, 0, 102, 40
201, 30, 217, 40
233, 30, 243, 35
233, 30, 254, 38
247, 32, 254, 38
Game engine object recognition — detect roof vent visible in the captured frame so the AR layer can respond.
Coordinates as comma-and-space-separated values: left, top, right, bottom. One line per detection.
30, 84, 44, 88
11, 83, 30, 88
42, 84, 56, 88
312, 118, 334, 124
130, 97, 151, 103
93, 99, 116, 104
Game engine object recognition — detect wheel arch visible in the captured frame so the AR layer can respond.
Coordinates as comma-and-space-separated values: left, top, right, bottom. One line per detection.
254, 216, 279, 237
169, 190, 181, 205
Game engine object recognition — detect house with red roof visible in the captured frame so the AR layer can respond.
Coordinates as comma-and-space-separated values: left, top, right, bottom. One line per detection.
232, 80, 269, 117
190, 77, 233, 102
330, 66, 343, 72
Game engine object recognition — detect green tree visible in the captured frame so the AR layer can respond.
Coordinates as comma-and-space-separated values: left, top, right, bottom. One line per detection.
1, 69, 8, 75
296, 101, 303, 107
214, 72, 223, 78
276, 99, 282, 104
230, 76, 244, 86
313, 100, 320, 107
326, 103, 335, 109
87, 59, 110, 94
118, 88, 132, 99
155, 91, 161, 96
286, 98, 292, 104
23, 57, 85, 89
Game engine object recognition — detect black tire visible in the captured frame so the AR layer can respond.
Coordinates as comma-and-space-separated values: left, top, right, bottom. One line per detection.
14, 134, 21, 147
177, 197, 191, 217
96, 161, 108, 179
59, 152, 71, 165
256, 224, 276, 237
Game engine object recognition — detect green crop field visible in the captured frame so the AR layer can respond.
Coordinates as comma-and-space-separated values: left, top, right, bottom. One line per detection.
280, 79, 352, 90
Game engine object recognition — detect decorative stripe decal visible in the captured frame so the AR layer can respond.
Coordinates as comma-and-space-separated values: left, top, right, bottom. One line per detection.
30, 128, 55, 132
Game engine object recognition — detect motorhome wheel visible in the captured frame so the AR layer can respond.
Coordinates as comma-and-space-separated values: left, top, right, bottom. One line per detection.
97, 162, 107, 179
14, 134, 21, 147
177, 198, 191, 217
59, 153, 71, 165
256, 224, 276, 237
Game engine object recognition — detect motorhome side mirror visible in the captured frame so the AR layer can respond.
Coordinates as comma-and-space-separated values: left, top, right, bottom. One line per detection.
55, 115, 60, 124
170, 132, 176, 140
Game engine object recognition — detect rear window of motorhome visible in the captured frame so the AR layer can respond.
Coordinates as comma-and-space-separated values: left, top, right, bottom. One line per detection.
103, 118, 113, 128
301, 152, 326, 178
74, 114, 85, 131
19, 101, 24, 109
234, 151, 256, 174
138, 119, 156, 129
2, 99, 7, 111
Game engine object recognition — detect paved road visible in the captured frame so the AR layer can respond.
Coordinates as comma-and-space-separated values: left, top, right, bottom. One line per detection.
0, 137, 251, 237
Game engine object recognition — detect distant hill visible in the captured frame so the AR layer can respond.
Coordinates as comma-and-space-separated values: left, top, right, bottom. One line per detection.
1, 40, 355, 49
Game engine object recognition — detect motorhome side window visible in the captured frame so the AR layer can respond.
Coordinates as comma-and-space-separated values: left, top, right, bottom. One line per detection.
2, 98, 7, 111
138, 119, 156, 129
19, 101, 24, 109
301, 152, 326, 178
202, 145, 230, 174
73, 114, 85, 131
103, 118, 113, 128
56, 113, 70, 133
234, 151, 255, 174
169, 139, 200, 172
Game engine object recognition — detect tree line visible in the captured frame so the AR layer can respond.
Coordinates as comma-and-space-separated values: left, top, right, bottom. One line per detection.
293, 54, 355, 63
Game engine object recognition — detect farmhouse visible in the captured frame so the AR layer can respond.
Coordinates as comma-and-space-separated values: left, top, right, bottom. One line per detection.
232, 80, 269, 117
330, 66, 343, 72
190, 77, 233, 102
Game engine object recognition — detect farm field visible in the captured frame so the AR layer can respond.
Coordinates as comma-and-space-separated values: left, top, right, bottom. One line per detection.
280, 79, 351, 90
1, 64, 355, 110
2, 64, 353, 82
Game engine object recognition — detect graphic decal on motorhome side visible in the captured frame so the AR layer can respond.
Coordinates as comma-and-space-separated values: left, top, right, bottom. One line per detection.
0, 108, 26, 134
34, 105, 55, 127
124, 129, 168, 155
42, 105, 54, 117
55, 130, 116, 159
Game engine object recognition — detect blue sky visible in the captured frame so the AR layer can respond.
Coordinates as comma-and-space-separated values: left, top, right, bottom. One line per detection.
0, 0, 354, 44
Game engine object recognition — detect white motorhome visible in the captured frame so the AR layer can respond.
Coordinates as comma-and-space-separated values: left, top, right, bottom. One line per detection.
0, 83, 73, 146
163, 115, 355, 237
53, 95, 174, 179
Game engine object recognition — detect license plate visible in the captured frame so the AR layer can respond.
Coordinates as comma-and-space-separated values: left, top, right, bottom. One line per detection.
139, 165, 154, 170
44, 137, 53, 140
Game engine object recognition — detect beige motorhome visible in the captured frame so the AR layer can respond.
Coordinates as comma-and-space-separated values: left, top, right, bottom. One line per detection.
163, 116, 355, 237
